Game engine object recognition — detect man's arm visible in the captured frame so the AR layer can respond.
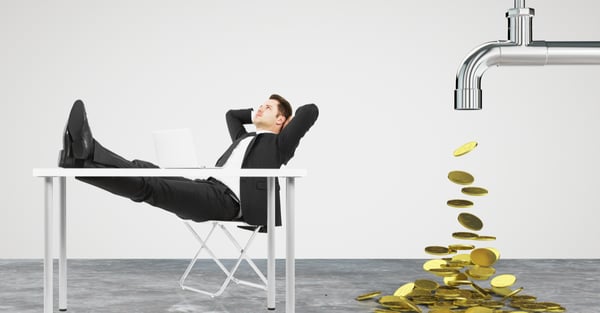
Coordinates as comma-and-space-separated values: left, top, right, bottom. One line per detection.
225, 108, 253, 141
277, 103, 319, 163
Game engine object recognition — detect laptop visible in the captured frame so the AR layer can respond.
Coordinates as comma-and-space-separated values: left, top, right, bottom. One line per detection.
152, 128, 201, 168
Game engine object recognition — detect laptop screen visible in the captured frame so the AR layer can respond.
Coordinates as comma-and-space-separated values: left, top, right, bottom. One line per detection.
152, 128, 199, 168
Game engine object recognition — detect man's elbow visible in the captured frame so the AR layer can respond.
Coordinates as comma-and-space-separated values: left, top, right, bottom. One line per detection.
298, 103, 319, 121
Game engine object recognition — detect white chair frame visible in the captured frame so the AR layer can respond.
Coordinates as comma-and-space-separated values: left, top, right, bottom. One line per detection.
178, 221, 269, 297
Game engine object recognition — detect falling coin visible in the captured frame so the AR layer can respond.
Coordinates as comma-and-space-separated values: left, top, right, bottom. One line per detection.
448, 244, 475, 251
473, 235, 496, 241
491, 274, 517, 288
425, 246, 452, 255
453, 141, 478, 157
448, 171, 475, 185
462, 186, 489, 196
458, 212, 484, 231
470, 248, 498, 266
452, 232, 479, 240
447, 199, 474, 208
355, 290, 381, 301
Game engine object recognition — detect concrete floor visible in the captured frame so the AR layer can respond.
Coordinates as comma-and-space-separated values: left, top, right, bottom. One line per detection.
1, 259, 598, 313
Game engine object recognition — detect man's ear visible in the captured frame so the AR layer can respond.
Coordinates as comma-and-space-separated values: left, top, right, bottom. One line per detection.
276, 115, 286, 126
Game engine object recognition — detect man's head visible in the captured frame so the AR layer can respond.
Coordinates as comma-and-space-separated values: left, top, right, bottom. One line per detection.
253, 94, 292, 133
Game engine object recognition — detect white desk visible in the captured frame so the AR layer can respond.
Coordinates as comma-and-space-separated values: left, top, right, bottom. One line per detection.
32, 168, 306, 313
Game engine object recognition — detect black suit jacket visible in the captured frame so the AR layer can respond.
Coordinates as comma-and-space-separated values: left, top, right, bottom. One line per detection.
214, 103, 319, 226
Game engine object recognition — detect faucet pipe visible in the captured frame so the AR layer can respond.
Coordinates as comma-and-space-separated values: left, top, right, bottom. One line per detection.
454, 2, 600, 110
455, 41, 600, 110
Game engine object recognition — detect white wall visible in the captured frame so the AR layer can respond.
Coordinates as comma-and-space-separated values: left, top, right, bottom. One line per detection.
2, 0, 600, 259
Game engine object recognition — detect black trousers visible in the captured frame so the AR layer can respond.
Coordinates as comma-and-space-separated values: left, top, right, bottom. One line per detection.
76, 141, 240, 222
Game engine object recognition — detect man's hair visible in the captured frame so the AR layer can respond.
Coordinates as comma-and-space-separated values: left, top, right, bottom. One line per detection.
269, 94, 292, 119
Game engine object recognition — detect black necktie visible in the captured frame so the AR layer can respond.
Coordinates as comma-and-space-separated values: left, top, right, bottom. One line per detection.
215, 132, 256, 167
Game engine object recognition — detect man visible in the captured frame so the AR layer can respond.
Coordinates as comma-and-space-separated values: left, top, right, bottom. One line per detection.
58, 94, 319, 227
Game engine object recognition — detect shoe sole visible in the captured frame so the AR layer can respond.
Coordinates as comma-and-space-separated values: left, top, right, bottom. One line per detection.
67, 100, 88, 158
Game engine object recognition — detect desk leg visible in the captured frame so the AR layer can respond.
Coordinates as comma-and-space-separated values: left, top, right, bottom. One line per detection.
286, 178, 296, 313
59, 177, 67, 311
267, 177, 276, 310
44, 177, 54, 313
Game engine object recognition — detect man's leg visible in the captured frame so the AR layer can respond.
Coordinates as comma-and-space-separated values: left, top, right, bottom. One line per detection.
59, 99, 238, 221
77, 141, 239, 222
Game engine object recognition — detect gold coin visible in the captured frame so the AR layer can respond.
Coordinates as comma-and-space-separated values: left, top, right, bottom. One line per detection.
447, 199, 474, 208
379, 295, 408, 306
453, 141, 478, 157
470, 282, 490, 297
425, 246, 452, 255
488, 247, 501, 260
468, 265, 496, 277
519, 303, 550, 312
429, 309, 453, 313
510, 295, 537, 302
455, 298, 483, 307
473, 235, 496, 241
355, 290, 381, 301
403, 298, 423, 313
481, 300, 504, 308
423, 259, 447, 271
443, 273, 467, 286
407, 289, 431, 297
428, 268, 460, 277
537, 302, 562, 310
491, 274, 517, 288
429, 303, 458, 310
491, 287, 513, 296
465, 306, 494, 313
452, 253, 472, 263
470, 248, 498, 266
452, 232, 479, 240
461, 186, 488, 196
394, 282, 415, 297
448, 171, 475, 185
435, 287, 461, 296
448, 244, 475, 251
540, 303, 565, 312
503, 287, 524, 299
458, 212, 484, 231
414, 279, 439, 291
465, 270, 492, 281
447, 280, 473, 286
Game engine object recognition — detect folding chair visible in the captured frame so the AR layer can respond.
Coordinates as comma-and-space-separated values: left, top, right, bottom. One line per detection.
151, 128, 276, 303
178, 221, 269, 297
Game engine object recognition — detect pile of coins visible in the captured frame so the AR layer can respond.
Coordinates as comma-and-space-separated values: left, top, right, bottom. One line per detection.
355, 141, 566, 313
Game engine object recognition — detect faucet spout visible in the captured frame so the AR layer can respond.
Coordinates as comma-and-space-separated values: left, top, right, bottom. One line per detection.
454, 3, 600, 110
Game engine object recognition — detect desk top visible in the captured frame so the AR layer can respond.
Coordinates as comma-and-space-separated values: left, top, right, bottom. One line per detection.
32, 168, 307, 178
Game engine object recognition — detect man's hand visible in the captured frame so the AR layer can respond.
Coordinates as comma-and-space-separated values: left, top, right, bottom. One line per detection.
283, 115, 293, 129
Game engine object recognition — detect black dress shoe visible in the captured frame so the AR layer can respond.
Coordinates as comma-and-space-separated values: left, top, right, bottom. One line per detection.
66, 99, 94, 159
58, 149, 81, 168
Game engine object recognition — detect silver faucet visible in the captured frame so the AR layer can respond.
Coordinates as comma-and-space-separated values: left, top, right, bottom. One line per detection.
454, 0, 600, 110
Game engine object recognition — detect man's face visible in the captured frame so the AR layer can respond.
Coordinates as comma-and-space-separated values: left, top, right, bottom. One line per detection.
254, 99, 284, 129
